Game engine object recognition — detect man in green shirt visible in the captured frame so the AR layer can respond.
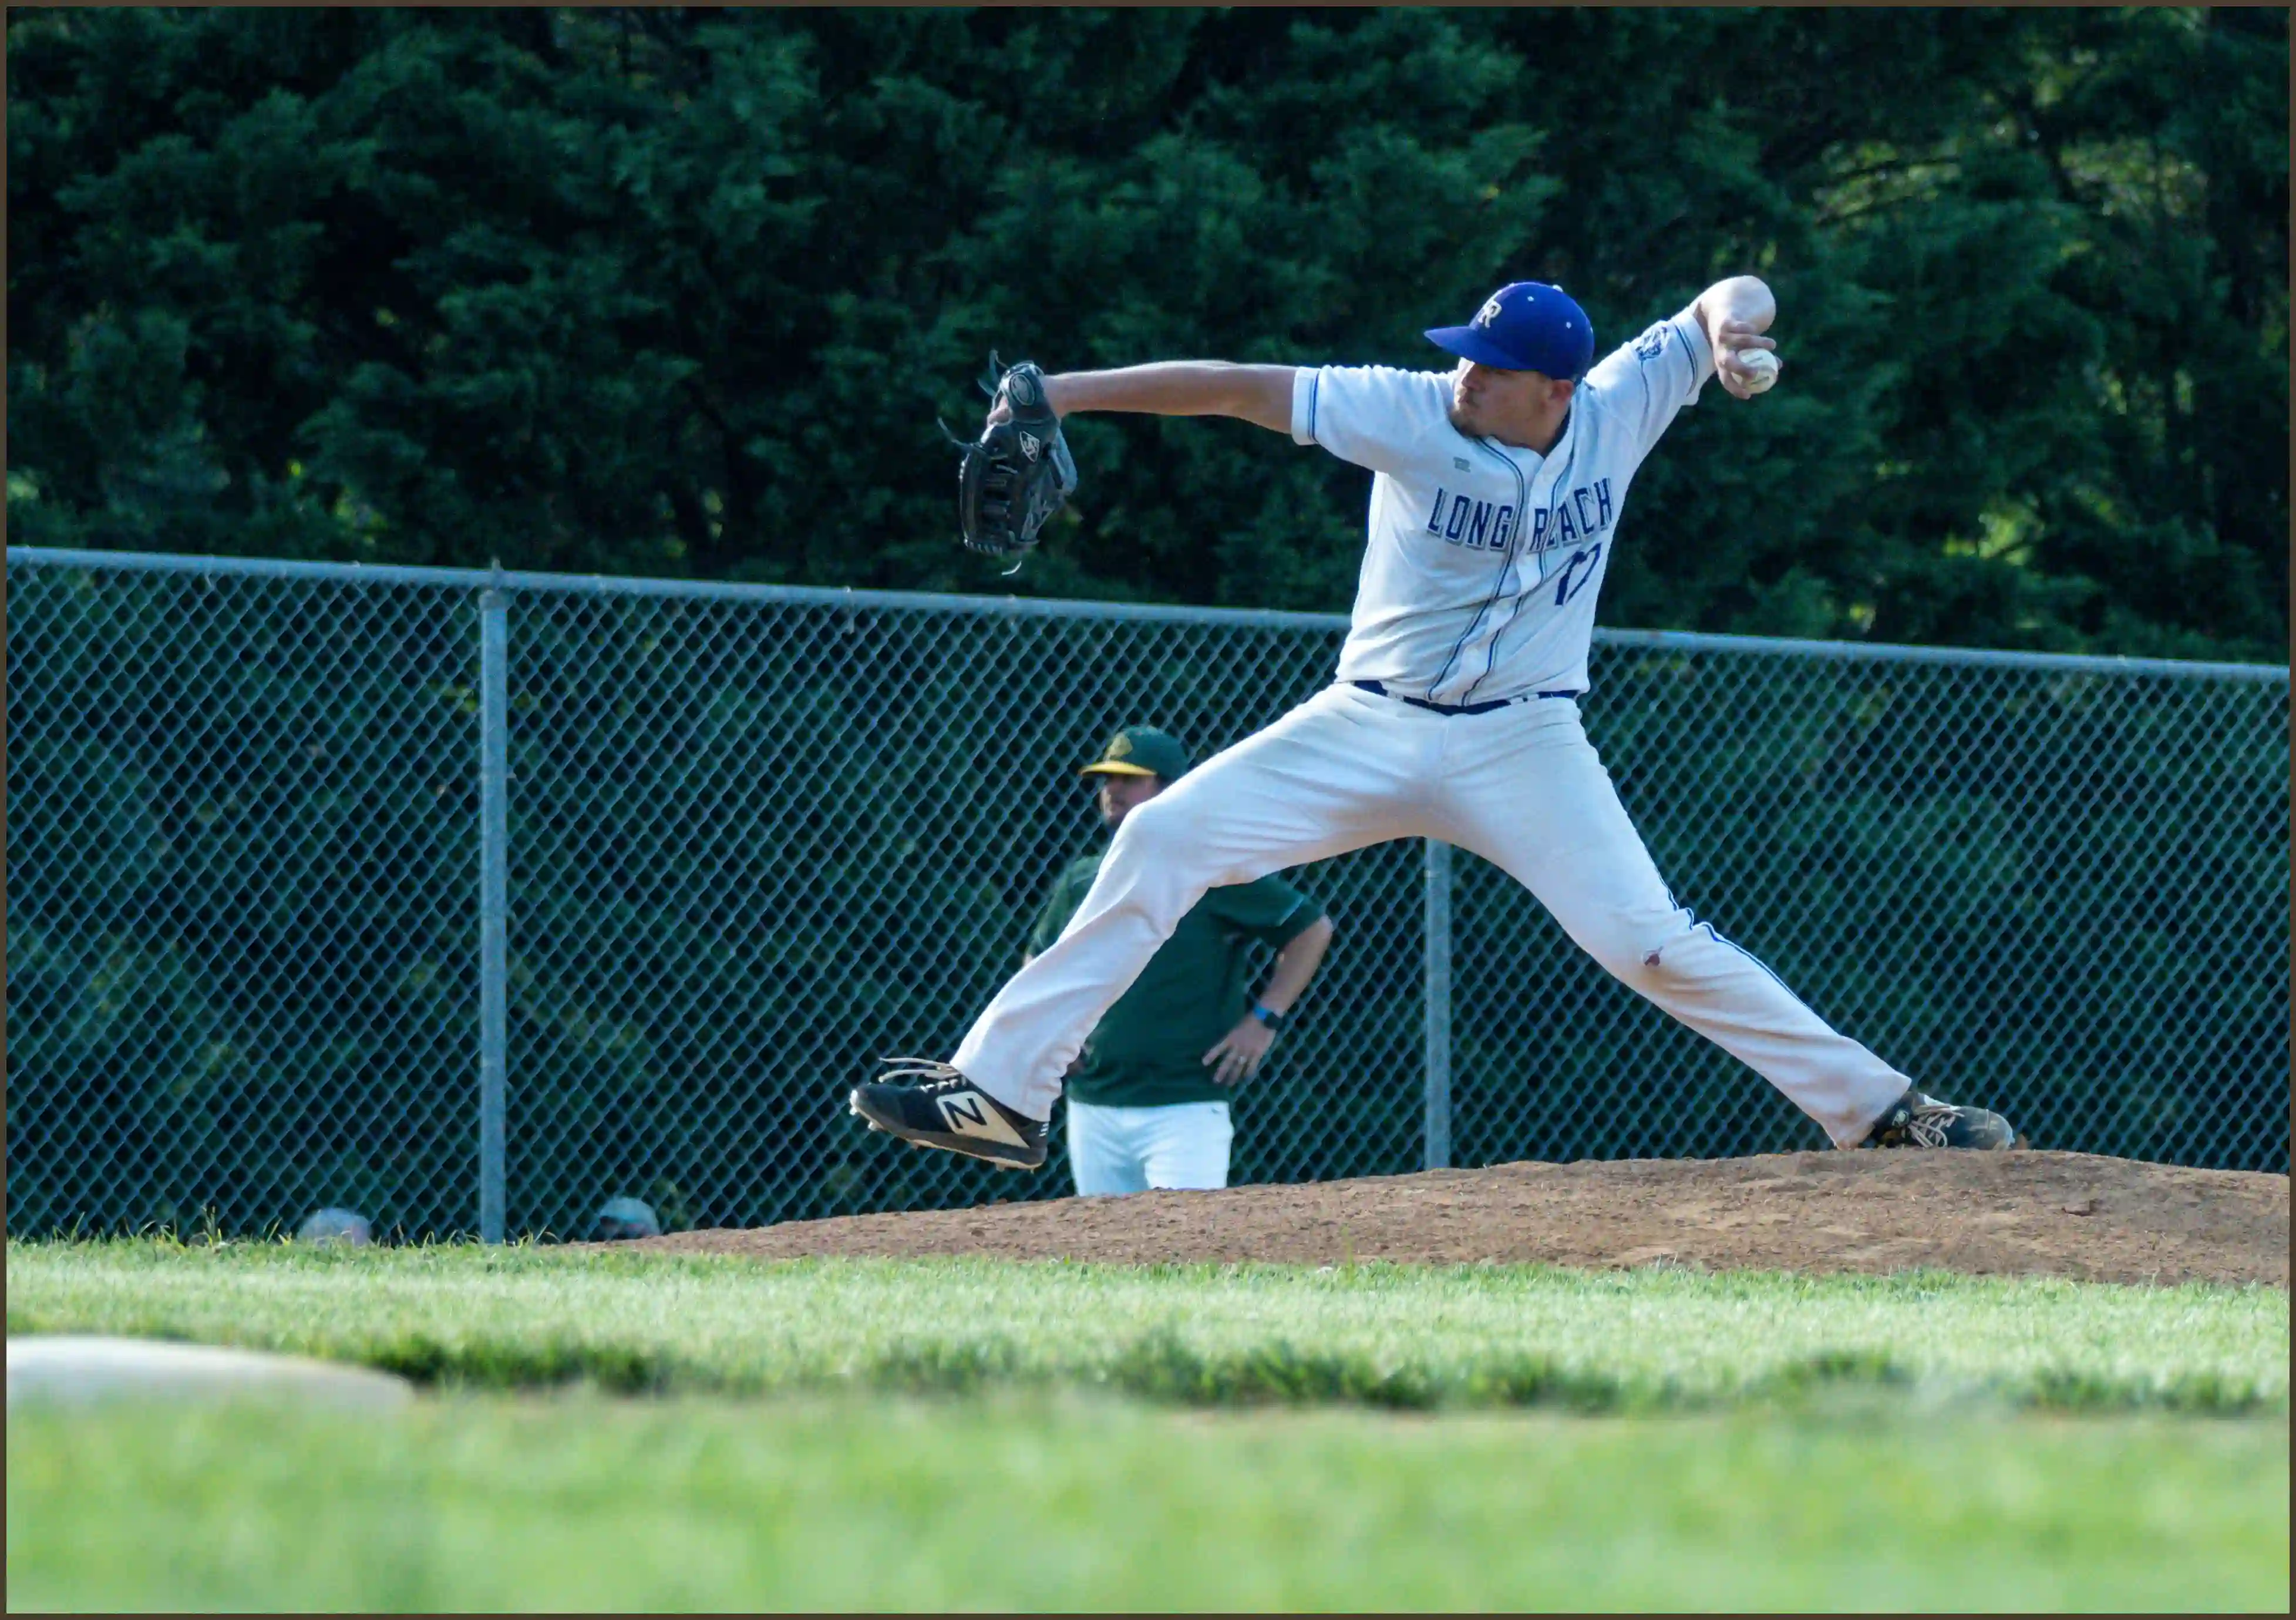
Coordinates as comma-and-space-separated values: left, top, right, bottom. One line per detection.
1028, 724, 1335, 1196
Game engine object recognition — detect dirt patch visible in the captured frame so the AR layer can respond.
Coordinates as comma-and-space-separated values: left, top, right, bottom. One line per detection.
636, 1151, 2288, 1288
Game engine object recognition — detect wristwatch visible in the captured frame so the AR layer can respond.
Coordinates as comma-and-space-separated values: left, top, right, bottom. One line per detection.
1249, 1002, 1288, 1031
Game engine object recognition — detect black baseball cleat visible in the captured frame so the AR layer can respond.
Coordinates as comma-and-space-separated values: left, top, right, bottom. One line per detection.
848, 1058, 1049, 1171
1860, 1087, 2016, 1151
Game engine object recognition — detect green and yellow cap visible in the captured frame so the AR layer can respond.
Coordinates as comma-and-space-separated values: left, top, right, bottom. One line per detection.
1079, 724, 1192, 782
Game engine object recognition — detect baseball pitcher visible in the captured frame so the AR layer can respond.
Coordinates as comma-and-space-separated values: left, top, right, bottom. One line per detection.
853, 276, 2016, 1169
1034, 724, 1334, 1195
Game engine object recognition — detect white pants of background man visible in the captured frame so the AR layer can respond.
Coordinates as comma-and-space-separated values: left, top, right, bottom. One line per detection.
1067, 1100, 1233, 1195
955, 683, 1911, 1147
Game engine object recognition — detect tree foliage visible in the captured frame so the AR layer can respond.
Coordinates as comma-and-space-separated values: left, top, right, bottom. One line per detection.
8, 6, 2287, 660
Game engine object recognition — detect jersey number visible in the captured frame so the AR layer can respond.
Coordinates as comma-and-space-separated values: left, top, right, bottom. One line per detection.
1553, 543, 1604, 607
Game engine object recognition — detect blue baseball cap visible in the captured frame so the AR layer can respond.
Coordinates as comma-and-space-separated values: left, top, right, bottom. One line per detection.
1425, 281, 1595, 381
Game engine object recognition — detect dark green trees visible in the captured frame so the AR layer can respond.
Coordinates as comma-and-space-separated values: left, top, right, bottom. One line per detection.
9, 8, 2287, 660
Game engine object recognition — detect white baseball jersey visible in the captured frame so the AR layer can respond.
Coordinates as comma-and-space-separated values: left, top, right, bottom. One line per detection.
1290, 306, 1716, 706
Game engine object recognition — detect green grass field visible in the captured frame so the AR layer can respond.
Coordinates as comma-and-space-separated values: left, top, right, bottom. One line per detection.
9, 1240, 2287, 1410
8, 1241, 2289, 1611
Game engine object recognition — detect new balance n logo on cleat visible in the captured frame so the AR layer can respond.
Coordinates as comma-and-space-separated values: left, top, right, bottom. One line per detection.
935, 1088, 1029, 1148
847, 1058, 1049, 1171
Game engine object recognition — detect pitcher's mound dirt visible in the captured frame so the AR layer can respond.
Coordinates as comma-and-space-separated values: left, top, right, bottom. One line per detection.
644, 1151, 2287, 1287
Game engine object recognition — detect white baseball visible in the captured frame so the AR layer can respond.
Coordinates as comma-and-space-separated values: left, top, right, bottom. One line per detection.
1732, 349, 1779, 394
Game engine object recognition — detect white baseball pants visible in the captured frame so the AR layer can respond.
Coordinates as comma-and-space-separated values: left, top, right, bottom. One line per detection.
954, 683, 1909, 1148
1066, 1100, 1234, 1195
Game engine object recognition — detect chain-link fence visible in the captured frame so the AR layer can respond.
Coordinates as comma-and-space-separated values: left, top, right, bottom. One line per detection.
8, 547, 2288, 1241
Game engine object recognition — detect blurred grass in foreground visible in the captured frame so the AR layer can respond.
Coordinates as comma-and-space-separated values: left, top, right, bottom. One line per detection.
7, 1392, 2287, 1612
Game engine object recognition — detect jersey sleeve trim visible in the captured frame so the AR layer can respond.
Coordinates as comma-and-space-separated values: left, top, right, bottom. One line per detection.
1289, 367, 1321, 446
1207, 875, 1326, 946
1671, 308, 1715, 395
1267, 895, 1328, 949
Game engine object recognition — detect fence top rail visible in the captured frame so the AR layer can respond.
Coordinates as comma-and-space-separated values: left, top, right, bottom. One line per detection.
9, 544, 2289, 684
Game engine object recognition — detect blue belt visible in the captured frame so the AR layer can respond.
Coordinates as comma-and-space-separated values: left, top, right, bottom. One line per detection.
1351, 678, 1581, 716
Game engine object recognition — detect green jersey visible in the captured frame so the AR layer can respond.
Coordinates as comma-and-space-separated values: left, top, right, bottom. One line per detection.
1028, 853, 1325, 1109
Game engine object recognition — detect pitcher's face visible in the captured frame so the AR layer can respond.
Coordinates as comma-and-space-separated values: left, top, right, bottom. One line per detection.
1447, 359, 1574, 450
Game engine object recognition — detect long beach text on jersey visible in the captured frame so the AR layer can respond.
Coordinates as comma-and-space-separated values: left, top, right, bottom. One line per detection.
1420, 478, 1614, 557
1418, 476, 1620, 627
1290, 311, 1712, 704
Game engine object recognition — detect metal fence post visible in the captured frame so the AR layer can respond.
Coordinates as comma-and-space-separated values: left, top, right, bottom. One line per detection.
478, 581, 509, 1242
1423, 838, 1453, 1171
